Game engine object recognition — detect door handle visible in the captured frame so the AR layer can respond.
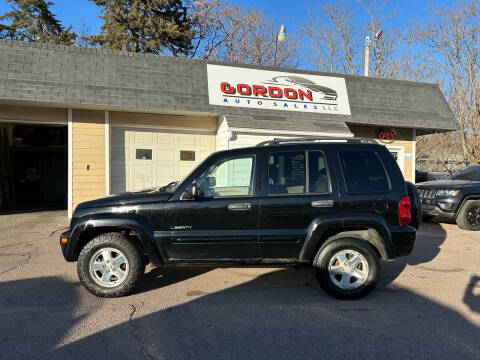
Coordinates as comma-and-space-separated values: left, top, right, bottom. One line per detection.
311, 200, 334, 208
228, 203, 252, 211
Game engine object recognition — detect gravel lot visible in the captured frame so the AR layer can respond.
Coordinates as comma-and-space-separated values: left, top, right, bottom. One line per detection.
0, 210, 479, 360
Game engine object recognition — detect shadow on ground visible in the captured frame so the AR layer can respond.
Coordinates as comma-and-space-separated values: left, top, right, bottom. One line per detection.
1, 222, 479, 359
464, 275, 480, 314
379, 221, 448, 288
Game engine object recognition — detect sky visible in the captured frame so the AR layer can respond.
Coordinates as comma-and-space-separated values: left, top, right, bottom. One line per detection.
0, 0, 454, 70
0, 0, 454, 36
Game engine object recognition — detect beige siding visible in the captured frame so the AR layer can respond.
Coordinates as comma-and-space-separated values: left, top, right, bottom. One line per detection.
110, 112, 217, 130
349, 125, 415, 182
0, 105, 67, 124
72, 110, 105, 210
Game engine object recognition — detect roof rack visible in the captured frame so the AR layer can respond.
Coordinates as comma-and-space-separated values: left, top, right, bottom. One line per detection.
256, 136, 378, 147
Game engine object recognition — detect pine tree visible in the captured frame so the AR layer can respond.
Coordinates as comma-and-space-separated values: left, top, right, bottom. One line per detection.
90, 0, 195, 56
0, 0, 76, 45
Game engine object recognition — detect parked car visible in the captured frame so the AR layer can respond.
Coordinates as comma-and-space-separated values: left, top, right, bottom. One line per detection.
60, 137, 417, 300
415, 170, 447, 183
417, 165, 480, 230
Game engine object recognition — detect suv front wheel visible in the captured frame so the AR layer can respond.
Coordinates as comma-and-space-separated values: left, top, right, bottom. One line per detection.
77, 232, 146, 297
456, 200, 480, 231
313, 238, 381, 300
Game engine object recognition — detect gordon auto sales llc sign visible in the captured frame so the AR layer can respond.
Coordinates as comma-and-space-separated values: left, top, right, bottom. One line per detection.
207, 64, 351, 115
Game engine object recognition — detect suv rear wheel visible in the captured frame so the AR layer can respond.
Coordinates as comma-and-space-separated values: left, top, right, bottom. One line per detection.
313, 238, 380, 300
456, 200, 480, 231
77, 232, 145, 297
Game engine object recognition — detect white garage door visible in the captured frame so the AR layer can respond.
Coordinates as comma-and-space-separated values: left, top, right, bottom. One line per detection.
111, 127, 216, 194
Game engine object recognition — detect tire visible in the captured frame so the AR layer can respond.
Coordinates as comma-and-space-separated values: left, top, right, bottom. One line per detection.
456, 200, 480, 231
313, 238, 381, 300
77, 232, 145, 297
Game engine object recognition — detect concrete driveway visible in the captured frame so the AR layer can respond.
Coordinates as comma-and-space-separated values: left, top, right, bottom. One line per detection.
0, 211, 479, 360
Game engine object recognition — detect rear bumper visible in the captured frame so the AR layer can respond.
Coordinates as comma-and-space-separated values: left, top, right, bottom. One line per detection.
389, 225, 416, 259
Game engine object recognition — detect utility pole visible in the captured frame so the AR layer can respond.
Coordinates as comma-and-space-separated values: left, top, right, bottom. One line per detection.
364, 36, 371, 76
364, 30, 383, 77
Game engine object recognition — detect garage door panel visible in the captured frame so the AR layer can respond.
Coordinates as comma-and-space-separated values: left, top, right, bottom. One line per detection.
156, 164, 175, 178
111, 127, 215, 194
178, 134, 196, 145
179, 164, 196, 179
157, 149, 175, 162
134, 131, 154, 143
133, 163, 153, 177
198, 150, 212, 161
134, 179, 153, 189
200, 136, 216, 146
157, 133, 175, 144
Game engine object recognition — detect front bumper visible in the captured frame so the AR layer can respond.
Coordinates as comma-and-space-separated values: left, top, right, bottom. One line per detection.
420, 196, 459, 221
389, 225, 416, 258
59, 231, 72, 261
421, 204, 457, 221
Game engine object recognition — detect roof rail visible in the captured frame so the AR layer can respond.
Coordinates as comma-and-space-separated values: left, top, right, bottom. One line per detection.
256, 136, 378, 147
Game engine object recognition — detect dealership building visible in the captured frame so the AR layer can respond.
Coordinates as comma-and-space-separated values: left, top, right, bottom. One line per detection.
0, 40, 458, 217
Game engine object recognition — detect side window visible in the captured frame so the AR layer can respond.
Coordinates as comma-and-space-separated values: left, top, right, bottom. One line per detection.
308, 151, 329, 193
197, 155, 255, 198
269, 151, 306, 195
339, 151, 389, 193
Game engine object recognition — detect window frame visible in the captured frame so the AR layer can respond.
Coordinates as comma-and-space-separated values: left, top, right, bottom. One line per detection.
135, 148, 153, 160
337, 150, 392, 195
306, 150, 332, 194
196, 153, 257, 199
266, 150, 332, 197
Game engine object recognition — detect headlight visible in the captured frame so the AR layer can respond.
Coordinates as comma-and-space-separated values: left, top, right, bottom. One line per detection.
436, 189, 459, 197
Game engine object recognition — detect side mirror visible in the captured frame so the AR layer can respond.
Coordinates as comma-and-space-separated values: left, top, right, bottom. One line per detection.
182, 183, 197, 200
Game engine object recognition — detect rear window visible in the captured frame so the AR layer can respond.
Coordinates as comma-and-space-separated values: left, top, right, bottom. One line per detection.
339, 151, 389, 193
268, 151, 306, 194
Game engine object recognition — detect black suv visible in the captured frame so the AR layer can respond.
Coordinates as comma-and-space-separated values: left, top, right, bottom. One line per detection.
417, 165, 480, 231
60, 137, 417, 300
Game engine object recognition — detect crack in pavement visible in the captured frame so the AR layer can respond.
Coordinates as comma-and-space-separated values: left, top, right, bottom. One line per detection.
0, 245, 39, 276
128, 304, 163, 360
0, 226, 65, 277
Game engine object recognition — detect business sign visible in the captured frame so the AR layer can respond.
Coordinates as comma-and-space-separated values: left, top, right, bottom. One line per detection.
377, 128, 398, 143
207, 64, 351, 115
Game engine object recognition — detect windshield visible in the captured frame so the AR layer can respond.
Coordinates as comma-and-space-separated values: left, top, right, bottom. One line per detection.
447, 166, 480, 181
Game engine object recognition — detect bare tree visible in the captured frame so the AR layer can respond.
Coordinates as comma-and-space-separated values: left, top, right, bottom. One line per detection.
303, 3, 359, 74
414, 0, 479, 165
302, 0, 417, 79
189, 0, 299, 67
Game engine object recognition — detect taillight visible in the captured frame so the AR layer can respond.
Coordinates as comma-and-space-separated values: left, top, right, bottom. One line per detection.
398, 196, 411, 226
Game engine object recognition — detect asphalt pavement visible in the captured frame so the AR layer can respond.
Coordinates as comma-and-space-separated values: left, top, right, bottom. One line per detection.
0, 210, 479, 359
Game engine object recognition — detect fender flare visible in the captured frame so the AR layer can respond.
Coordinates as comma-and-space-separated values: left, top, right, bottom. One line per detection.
455, 195, 480, 219
299, 213, 395, 262
65, 213, 164, 266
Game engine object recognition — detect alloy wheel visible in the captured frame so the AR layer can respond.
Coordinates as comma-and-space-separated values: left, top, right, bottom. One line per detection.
328, 249, 369, 290
467, 206, 480, 227
89, 247, 129, 288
